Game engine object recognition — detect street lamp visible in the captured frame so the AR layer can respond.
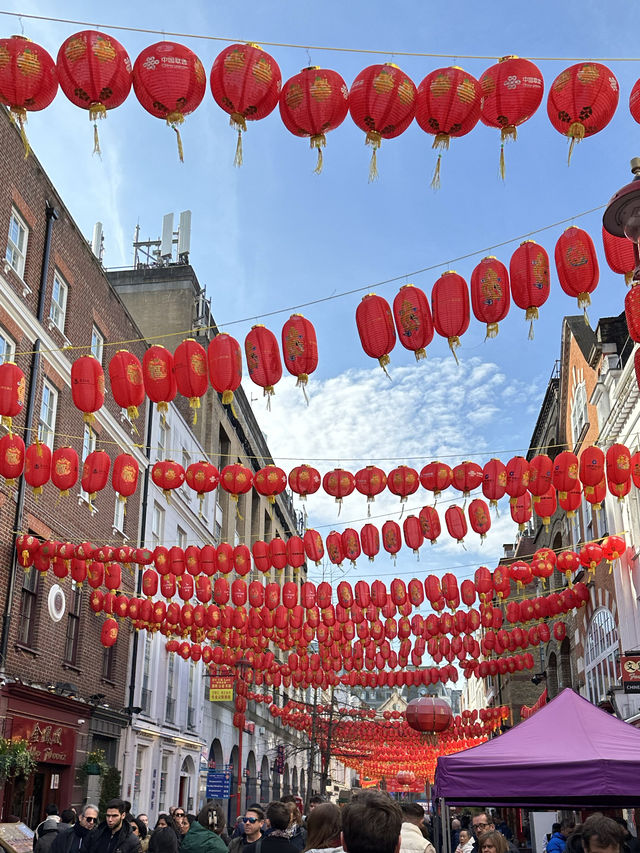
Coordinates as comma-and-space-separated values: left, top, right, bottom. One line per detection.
603, 157, 640, 281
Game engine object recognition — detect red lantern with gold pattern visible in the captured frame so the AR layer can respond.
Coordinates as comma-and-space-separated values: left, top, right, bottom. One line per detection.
207, 333, 242, 414
151, 459, 185, 500
452, 461, 483, 498
56, 31, 131, 152
285, 537, 305, 572
0, 362, 25, 433
342, 528, 361, 566
580, 446, 605, 487
81, 449, 110, 503
0, 36, 58, 154
479, 56, 544, 177
392, 284, 434, 361
387, 465, 419, 504
509, 560, 533, 589
174, 338, 208, 424
445, 505, 467, 544
281, 314, 318, 395
210, 43, 282, 165
101, 617, 118, 648
254, 464, 287, 505
601, 226, 635, 285
360, 523, 379, 562
528, 454, 553, 498
420, 461, 452, 498
220, 463, 253, 507
403, 515, 424, 556
51, 446, 78, 497
112, 453, 139, 510
289, 464, 321, 500
431, 271, 470, 362
510, 241, 550, 338
505, 455, 530, 501
355, 465, 387, 514
143, 345, 176, 417
323, 468, 355, 508
348, 63, 417, 180
185, 460, 219, 514
133, 41, 206, 161
0, 434, 25, 486
533, 486, 557, 529
279, 66, 348, 172
251, 540, 271, 574
303, 529, 324, 565
625, 286, 640, 342
547, 63, 619, 163
356, 294, 396, 374
583, 478, 606, 511
482, 458, 507, 508
468, 499, 491, 540
552, 450, 579, 499
608, 477, 631, 502
25, 442, 51, 497
606, 443, 632, 485
471, 256, 510, 338
510, 491, 532, 531
326, 531, 344, 566
415, 66, 481, 189
555, 227, 600, 314
419, 505, 441, 544
108, 349, 145, 424
71, 355, 104, 426
382, 521, 402, 564
245, 325, 282, 404
601, 534, 626, 562
559, 481, 582, 518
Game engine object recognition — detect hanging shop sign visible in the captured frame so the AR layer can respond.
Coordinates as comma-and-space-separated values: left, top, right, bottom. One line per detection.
621, 655, 640, 693
209, 675, 234, 702
10, 716, 75, 764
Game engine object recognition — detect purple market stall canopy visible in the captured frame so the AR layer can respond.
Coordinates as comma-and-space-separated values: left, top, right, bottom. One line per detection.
434, 689, 640, 807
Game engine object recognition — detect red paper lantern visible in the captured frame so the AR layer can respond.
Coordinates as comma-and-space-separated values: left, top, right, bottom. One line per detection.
608, 477, 631, 502
559, 482, 582, 517
601, 535, 626, 562
356, 294, 396, 374
382, 520, 402, 560
112, 453, 139, 510
279, 66, 349, 172
342, 528, 362, 566
553, 621, 567, 642
419, 505, 441, 544
101, 617, 118, 648
479, 56, 544, 177
552, 450, 579, 499
348, 63, 417, 180
285, 537, 305, 572
108, 349, 145, 424
355, 466, 387, 513
220, 463, 253, 507
431, 271, 470, 362
245, 325, 282, 404
601, 225, 635, 285
326, 531, 344, 566
71, 355, 104, 426
626, 286, 640, 343
509, 241, 550, 338
445, 505, 467, 543
151, 459, 185, 500
323, 468, 356, 507
254, 464, 287, 504
0, 36, 58, 154
56, 31, 131, 152
452, 461, 483, 497
510, 491, 532, 531
143, 345, 176, 417
0, 362, 25, 433
281, 314, 318, 395
51, 446, 78, 497
360, 523, 380, 562
288, 464, 321, 500
185, 461, 219, 514
555, 227, 600, 314
405, 697, 452, 732
403, 515, 424, 556
0, 434, 25, 486
207, 333, 242, 414
471, 256, 510, 338
133, 41, 206, 161
482, 458, 507, 507
528, 454, 553, 498
505, 455, 530, 500
387, 466, 419, 504
533, 487, 557, 529
24, 442, 51, 497
251, 540, 271, 574
583, 479, 606, 511
81, 449, 111, 503
392, 284, 434, 361
547, 63, 619, 163
606, 443, 632, 485
303, 529, 324, 565
174, 339, 208, 424
580, 447, 605, 487
210, 43, 282, 165
415, 66, 481, 189
468, 499, 491, 540
420, 461, 452, 497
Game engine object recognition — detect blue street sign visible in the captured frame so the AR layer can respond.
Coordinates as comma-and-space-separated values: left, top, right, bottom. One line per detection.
206, 769, 232, 799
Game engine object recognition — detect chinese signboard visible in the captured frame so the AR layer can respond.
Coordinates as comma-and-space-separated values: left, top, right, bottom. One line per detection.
621, 655, 640, 693
209, 676, 234, 702
206, 770, 231, 799
275, 744, 285, 775
10, 717, 75, 764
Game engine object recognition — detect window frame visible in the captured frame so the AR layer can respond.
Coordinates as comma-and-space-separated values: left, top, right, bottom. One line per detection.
63, 582, 82, 665
18, 567, 40, 647
102, 643, 116, 681
585, 607, 619, 704
113, 495, 126, 534
6, 206, 28, 279
156, 422, 169, 462
0, 326, 15, 364
80, 423, 96, 502
152, 502, 165, 548
49, 270, 68, 333
571, 381, 588, 446
38, 380, 58, 448
91, 325, 104, 363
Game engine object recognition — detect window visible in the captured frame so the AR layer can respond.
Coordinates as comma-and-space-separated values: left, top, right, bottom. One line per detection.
64, 582, 82, 665
156, 422, 169, 462
0, 328, 15, 363
113, 496, 125, 533
166, 653, 175, 722
18, 567, 39, 646
181, 447, 191, 474
102, 643, 116, 681
91, 326, 104, 363
159, 753, 169, 813
187, 663, 196, 729
141, 634, 153, 714
571, 381, 588, 446
6, 207, 28, 278
38, 381, 58, 447
80, 423, 96, 501
177, 526, 187, 550
49, 271, 68, 332
152, 502, 165, 547
585, 607, 619, 704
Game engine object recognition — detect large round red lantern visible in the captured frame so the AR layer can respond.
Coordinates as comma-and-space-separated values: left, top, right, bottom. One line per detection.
101, 617, 118, 648
482, 458, 507, 507
56, 31, 131, 152
580, 447, 605, 487
323, 468, 355, 508
356, 294, 396, 374
288, 464, 321, 500
71, 355, 104, 427
533, 487, 557, 529
547, 63, 619, 163
392, 284, 434, 361
445, 505, 467, 544
552, 450, 579, 499
174, 339, 208, 424
254, 465, 287, 505
0, 362, 25, 434
606, 443, 632, 486
0, 36, 58, 154
0, 434, 25, 486
51, 446, 78, 497
405, 697, 452, 732
185, 461, 219, 514
220, 463, 253, 508
431, 271, 470, 362
509, 240, 550, 338
387, 466, 419, 504
143, 345, 176, 418
81, 449, 111, 505
281, 314, 318, 397
112, 453, 139, 510
151, 459, 185, 500
348, 63, 417, 180
245, 325, 282, 404
133, 41, 206, 161
355, 466, 387, 514
555, 227, 600, 315
415, 66, 481, 189
108, 350, 145, 424
528, 454, 553, 498
207, 333, 242, 415
479, 56, 544, 177
279, 66, 348, 172
625, 286, 640, 343
471, 256, 510, 338
210, 43, 281, 166
510, 491, 532, 531
420, 461, 452, 497
452, 461, 483, 498
601, 226, 635, 285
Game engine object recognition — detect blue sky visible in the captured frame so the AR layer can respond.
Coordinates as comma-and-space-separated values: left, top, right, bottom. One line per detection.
5, 0, 638, 587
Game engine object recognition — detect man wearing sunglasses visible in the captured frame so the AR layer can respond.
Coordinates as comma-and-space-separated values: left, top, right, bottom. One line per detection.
51, 806, 99, 853
229, 808, 265, 853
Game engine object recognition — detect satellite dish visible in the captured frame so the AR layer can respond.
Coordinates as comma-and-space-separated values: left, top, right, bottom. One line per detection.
48, 584, 66, 622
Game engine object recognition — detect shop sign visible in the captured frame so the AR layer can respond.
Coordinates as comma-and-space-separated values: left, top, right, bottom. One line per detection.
275, 744, 285, 775
621, 655, 640, 693
10, 716, 75, 764
209, 676, 234, 702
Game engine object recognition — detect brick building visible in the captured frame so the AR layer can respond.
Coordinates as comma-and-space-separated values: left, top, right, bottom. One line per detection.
0, 107, 148, 823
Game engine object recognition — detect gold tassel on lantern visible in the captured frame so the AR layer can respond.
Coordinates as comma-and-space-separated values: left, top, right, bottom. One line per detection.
310, 134, 326, 174
377, 354, 392, 380
499, 125, 517, 181
485, 322, 499, 340
119, 494, 128, 517
221, 390, 238, 419
414, 348, 427, 362
189, 396, 200, 425
230, 113, 247, 167
431, 132, 450, 190
447, 336, 461, 365
431, 153, 443, 191
9, 107, 30, 158
567, 122, 585, 165
157, 401, 168, 426
296, 373, 310, 406
578, 292, 591, 324
525, 307, 539, 340
89, 103, 107, 156
166, 111, 185, 163
365, 131, 382, 182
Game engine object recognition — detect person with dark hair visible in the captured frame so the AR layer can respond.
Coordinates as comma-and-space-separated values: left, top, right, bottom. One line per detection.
180, 801, 226, 853
303, 803, 341, 853
341, 790, 402, 853
51, 805, 99, 853
84, 799, 141, 853
400, 803, 435, 853
581, 815, 626, 853
479, 832, 508, 853
60, 811, 76, 827
229, 807, 265, 853
612, 818, 640, 853
259, 803, 296, 853
280, 798, 296, 806
306, 799, 323, 819
455, 829, 474, 853
149, 823, 179, 853
548, 820, 575, 853
35, 813, 63, 853
35, 806, 61, 850
283, 803, 306, 853
129, 819, 149, 853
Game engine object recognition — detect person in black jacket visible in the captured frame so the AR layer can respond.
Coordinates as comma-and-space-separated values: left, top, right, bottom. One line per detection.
84, 799, 141, 853
51, 805, 99, 853
257, 803, 296, 853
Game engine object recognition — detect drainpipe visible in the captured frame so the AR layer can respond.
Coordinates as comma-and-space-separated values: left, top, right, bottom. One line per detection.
0, 202, 58, 673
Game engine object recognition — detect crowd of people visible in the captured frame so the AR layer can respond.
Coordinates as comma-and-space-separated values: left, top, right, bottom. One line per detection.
32, 795, 637, 853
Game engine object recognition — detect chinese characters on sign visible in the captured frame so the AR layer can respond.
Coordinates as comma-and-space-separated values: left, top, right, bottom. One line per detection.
10, 717, 75, 764
621, 655, 640, 693
209, 676, 234, 702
